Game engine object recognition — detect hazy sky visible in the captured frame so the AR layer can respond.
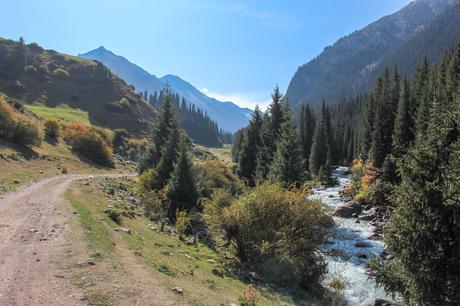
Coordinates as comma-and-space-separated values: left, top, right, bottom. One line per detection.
1, 0, 411, 109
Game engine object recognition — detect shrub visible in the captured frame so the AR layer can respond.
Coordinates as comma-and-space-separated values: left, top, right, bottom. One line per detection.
44, 118, 60, 141
368, 178, 394, 206
13, 116, 42, 146
0, 96, 42, 146
175, 209, 191, 238
239, 285, 258, 306
195, 160, 242, 197
53, 68, 69, 79
64, 123, 113, 167
326, 269, 347, 306
107, 208, 122, 224
353, 192, 366, 203
90, 126, 112, 146
112, 128, 128, 154
203, 189, 234, 232
0, 95, 18, 139
205, 184, 333, 291
142, 189, 167, 221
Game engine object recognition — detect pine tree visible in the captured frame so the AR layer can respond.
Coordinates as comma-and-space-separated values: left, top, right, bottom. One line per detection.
370, 67, 395, 168
298, 104, 316, 165
368, 45, 460, 305
412, 56, 432, 138
359, 94, 375, 159
231, 129, 244, 162
309, 103, 329, 175
269, 85, 284, 143
237, 106, 262, 186
166, 138, 199, 220
392, 77, 414, 158
151, 124, 180, 190
324, 104, 337, 166
139, 90, 176, 173
268, 102, 303, 185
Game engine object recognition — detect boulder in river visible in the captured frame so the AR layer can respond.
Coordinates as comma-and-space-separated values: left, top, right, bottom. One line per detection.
367, 233, 381, 241
355, 241, 371, 248
374, 298, 397, 306
334, 201, 362, 218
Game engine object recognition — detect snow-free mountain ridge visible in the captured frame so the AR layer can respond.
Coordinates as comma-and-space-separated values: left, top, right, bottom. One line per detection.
79, 47, 252, 132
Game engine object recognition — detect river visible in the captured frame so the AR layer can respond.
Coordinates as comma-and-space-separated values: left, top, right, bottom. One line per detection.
309, 167, 389, 306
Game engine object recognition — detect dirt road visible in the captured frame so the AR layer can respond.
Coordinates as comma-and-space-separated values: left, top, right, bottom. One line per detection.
0, 174, 122, 306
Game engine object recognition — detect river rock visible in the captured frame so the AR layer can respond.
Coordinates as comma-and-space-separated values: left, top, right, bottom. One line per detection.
334, 201, 362, 218
374, 298, 396, 306
367, 233, 381, 240
355, 241, 371, 248
359, 207, 379, 221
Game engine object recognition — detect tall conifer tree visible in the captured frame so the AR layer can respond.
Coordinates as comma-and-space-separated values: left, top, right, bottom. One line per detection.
269, 102, 303, 185
237, 106, 263, 186
166, 138, 199, 219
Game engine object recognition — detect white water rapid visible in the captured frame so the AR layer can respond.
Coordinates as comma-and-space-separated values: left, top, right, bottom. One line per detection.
309, 167, 389, 306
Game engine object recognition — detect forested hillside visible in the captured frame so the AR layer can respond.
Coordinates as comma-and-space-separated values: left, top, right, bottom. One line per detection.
285, 0, 459, 109
232, 42, 460, 305
148, 90, 232, 147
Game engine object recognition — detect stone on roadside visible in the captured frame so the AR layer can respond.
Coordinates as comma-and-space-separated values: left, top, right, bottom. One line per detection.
212, 268, 224, 278
171, 287, 184, 294
118, 227, 131, 234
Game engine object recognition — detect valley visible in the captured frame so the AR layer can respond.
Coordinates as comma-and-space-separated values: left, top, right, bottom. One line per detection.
1, 1, 460, 305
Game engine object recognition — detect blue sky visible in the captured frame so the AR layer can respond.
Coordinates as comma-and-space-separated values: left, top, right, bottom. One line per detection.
1, 0, 411, 109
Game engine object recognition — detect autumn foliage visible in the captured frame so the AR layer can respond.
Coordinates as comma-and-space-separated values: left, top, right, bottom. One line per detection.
0, 95, 42, 146
64, 123, 113, 167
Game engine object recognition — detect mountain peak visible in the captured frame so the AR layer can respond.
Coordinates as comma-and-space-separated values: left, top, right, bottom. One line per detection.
95, 45, 108, 52
79, 48, 252, 132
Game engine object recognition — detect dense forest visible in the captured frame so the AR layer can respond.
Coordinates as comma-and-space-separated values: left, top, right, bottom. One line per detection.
231, 43, 460, 304
143, 89, 232, 147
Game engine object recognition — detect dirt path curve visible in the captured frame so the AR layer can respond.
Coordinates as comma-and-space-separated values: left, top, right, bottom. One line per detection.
0, 173, 126, 306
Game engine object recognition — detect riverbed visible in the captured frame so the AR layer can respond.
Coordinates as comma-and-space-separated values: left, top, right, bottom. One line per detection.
309, 167, 389, 306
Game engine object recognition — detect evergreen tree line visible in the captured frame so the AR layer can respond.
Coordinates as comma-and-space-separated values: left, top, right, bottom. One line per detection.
231, 45, 460, 303
142, 89, 232, 147
139, 91, 199, 220
364, 45, 460, 304
232, 85, 362, 186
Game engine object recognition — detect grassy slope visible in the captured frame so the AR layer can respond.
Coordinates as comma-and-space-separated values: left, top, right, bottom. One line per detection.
0, 37, 156, 135
66, 177, 317, 306
0, 103, 122, 195
24, 104, 91, 126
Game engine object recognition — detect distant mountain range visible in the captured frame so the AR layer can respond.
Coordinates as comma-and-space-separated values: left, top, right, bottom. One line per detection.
79, 47, 252, 132
286, 0, 460, 109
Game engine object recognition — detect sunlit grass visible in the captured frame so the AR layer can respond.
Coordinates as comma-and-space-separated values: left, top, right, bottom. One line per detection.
25, 103, 91, 126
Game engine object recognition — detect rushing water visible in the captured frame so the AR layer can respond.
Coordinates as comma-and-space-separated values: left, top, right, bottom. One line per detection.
309, 167, 389, 306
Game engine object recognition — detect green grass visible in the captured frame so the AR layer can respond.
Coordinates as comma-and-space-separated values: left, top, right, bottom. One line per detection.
66, 188, 115, 257
62, 53, 92, 64
25, 103, 91, 126
66, 179, 316, 305
64, 178, 320, 306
